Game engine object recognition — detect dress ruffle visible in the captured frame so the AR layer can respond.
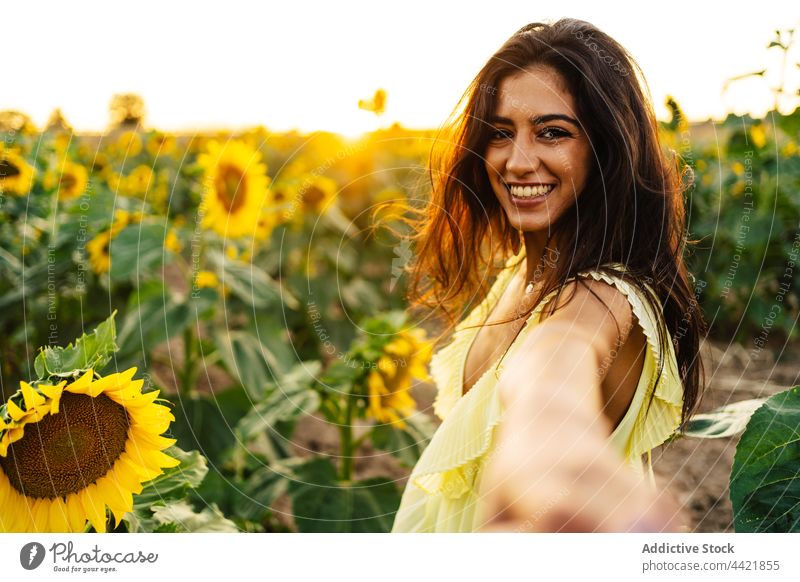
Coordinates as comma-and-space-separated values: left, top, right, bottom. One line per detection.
400, 254, 684, 519
430, 251, 523, 422
578, 267, 684, 462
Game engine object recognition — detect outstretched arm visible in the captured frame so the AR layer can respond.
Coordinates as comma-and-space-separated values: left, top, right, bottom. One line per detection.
479, 280, 686, 532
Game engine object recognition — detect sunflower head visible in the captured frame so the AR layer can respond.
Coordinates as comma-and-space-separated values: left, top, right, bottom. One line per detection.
109, 130, 143, 159
119, 165, 154, 197
0, 368, 178, 532
86, 211, 141, 275
44, 160, 88, 201
365, 328, 432, 428
198, 140, 272, 238
194, 270, 219, 290
298, 175, 337, 215
0, 144, 36, 197
146, 132, 177, 157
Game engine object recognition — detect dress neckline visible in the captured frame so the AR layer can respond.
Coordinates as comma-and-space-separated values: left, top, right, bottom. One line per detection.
459, 255, 526, 397
456, 253, 629, 398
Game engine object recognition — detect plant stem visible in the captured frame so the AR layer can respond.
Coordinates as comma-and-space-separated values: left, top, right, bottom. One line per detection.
351, 428, 373, 452
181, 326, 197, 397
339, 393, 355, 481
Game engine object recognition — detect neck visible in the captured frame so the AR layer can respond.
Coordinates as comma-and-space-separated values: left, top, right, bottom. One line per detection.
521, 230, 559, 285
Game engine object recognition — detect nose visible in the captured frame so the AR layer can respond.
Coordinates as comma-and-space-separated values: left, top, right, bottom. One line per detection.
505, 136, 541, 178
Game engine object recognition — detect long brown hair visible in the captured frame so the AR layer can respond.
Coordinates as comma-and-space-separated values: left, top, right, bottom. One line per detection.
406, 18, 707, 426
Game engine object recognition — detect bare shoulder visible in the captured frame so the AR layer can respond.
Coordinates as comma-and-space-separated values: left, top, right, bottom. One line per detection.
537, 276, 637, 366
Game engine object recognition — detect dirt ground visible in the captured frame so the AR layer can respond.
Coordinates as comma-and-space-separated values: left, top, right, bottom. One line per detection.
651, 338, 799, 532
289, 337, 800, 533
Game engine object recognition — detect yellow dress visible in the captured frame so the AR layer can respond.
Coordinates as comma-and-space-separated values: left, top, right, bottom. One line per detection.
391, 247, 684, 532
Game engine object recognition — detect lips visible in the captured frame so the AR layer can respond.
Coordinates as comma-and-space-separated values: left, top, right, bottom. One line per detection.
507, 184, 555, 198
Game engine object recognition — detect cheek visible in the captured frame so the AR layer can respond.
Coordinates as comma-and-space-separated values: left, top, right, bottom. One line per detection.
484, 156, 502, 185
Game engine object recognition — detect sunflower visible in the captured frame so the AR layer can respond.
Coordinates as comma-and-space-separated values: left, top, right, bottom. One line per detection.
44, 160, 88, 201
194, 270, 219, 289
109, 130, 143, 158
164, 229, 182, 253
366, 328, 432, 428
0, 144, 36, 196
0, 368, 178, 533
119, 165, 154, 197
198, 140, 271, 238
297, 175, 337, 214
145, 132, 177, 157
86, 211, 142, 274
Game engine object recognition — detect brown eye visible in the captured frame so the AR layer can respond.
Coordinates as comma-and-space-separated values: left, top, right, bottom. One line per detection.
489, 128, 513, 141
540, 127, 571, 141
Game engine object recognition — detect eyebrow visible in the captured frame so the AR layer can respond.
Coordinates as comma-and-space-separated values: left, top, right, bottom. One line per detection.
489, 114, 580, 128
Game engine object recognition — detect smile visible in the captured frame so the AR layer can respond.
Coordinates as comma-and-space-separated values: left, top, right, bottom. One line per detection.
507, 184, 555, 198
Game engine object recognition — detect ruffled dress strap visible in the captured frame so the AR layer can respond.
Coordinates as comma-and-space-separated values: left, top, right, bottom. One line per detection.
577, 265, 684, 481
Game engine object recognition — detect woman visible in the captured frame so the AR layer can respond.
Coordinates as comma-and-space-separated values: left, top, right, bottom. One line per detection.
391, 18, 707, 533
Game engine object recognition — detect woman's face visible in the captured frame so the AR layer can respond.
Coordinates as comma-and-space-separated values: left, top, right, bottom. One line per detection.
483, 66, 592, 234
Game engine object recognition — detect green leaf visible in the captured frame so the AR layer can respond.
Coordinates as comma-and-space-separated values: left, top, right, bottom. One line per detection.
730, 386, 800, 532
236, 362, 322, 440
341, 278, 385, 313
133, 447, 208, 509
170, 387, 253, 466
109, 221, 169, 282
117, 281, 192, 357
124, 447, 211, 532
371, 412, 437, 467
681, 399, 765, 439
33, 311, 118, 379
208, 249, 299, 310
150, 501, 239, 532
214, 330, 281, 400
287, 458, 401, 532
230, 457, 307, 522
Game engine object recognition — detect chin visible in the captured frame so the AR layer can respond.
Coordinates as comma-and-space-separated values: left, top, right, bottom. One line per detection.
500, 209, 553, 234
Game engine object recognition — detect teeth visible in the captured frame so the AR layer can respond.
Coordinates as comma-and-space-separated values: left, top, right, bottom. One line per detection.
508, 184, 554, 198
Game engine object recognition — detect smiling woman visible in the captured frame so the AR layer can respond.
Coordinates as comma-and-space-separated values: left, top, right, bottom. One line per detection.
483, 67, 592, 237
393, 18, 708, 533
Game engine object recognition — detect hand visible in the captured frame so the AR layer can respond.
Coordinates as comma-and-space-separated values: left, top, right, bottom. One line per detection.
478, 327, 687, 533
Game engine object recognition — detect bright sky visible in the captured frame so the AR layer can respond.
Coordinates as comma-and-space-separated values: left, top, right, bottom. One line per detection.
6, 0, 800, 136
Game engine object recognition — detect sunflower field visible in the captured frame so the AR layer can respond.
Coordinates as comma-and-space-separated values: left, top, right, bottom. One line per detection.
1, 94, 799, 531
0, 117, 440, 532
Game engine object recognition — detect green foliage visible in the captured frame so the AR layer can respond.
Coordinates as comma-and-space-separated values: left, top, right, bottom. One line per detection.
33, 310, 118, 380
125, 447, 237, 532
681, 399, 765, 439
371, 413, 437, 467
730, 386, 800, 532
235, 361, 322, 440
287, 457, 400, 532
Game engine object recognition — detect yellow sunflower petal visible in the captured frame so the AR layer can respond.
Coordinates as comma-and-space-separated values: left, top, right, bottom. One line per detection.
87, 367, 138, 396
108, 459, 144, 495
20, 381, 46, 410
66, 493, 88, 532
39, 381, 66, 399
117, 452, 162, 481
32, 499, 52, 532
48, 497, 71, 533
129, 427, 176, 450
6, 399, 27, 421
65, 369, 96, 395
79, 483, 107, 533
96, 475, 133, 527
127, 445, 179, 471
